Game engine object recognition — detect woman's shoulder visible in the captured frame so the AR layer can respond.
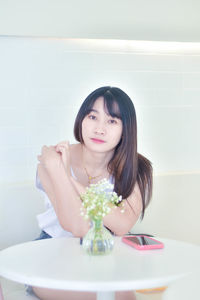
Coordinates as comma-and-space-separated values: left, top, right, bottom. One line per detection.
69, 143, 81, 154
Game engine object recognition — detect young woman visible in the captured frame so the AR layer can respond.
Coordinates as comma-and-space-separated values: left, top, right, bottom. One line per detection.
33, 86, 153, 300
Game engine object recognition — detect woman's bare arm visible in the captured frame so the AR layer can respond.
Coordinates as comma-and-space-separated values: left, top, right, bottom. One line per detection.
70, 176, 142, 236
103, 182, 143, 236
37, 163, 59, 215
37, 145, 90, 237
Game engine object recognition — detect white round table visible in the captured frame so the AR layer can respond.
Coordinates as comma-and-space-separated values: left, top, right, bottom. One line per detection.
0, 237, 200, 300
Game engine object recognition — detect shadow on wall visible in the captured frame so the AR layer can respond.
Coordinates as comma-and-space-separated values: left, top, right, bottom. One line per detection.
0, 173, 199, 250
133, 173, 200, 245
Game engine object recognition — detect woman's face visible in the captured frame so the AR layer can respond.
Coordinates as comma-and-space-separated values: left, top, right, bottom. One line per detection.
82, 97, 123, 153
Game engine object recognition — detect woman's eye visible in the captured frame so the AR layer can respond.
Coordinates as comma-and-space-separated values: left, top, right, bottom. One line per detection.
88, 114, 96, 120
108, 119, 117, 124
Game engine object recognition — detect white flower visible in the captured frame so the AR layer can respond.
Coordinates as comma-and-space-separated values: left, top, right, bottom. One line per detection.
80, 178, 124, 221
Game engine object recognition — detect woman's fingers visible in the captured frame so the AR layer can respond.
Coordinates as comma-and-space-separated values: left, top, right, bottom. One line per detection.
37, 141, 69, 162
37, 143, 70, 170
55, 141, 70, 153
56, 145, 69, 161
56, 145, 66, 154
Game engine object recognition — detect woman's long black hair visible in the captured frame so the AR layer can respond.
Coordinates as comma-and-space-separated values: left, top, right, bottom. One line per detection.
74, 86, 153, 218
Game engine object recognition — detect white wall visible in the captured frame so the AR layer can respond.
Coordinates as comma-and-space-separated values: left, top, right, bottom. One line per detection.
0, 37, 200, 185
133, 173, 200, 245
1, 0, 200, 42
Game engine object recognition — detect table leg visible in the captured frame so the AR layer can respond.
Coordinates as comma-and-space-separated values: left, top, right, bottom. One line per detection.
97, 291, 115, 300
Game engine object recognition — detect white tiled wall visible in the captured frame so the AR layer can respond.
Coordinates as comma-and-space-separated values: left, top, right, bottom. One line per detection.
0, 37, 200, 185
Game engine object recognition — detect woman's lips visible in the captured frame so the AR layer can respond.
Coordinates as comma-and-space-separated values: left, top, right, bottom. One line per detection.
91, 138, 105, 144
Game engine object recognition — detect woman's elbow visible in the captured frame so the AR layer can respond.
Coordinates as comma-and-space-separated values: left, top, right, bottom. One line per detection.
71, 225, 90, 238
114, 228, 129, 236
112, 220, 137, 236
60, 219, 89, 238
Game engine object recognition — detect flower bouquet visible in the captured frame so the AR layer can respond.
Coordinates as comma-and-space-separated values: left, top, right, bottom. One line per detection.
80, 178, 124, 255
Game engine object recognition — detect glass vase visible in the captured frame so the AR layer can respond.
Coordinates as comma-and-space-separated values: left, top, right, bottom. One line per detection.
82, 219, 114, 255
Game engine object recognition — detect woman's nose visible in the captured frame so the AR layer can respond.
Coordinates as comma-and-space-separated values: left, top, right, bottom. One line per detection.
94, 122, 106, 135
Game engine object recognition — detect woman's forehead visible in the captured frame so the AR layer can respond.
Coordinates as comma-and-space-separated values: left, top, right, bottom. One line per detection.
92, 96, 104, 109
92, 96, 121, 117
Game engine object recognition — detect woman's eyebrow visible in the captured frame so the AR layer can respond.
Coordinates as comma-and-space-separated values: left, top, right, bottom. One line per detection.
89, 109, 99, 114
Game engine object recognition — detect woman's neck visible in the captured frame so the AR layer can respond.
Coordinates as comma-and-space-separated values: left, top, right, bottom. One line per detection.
81, 144, 113, 176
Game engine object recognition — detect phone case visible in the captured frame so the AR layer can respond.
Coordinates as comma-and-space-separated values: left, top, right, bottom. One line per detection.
122, 235, 164, 250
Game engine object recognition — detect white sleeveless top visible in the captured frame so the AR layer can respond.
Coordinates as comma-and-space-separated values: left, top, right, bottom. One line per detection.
36, 168, 114, 238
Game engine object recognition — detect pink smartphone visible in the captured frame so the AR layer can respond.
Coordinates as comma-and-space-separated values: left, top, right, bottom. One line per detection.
122, 235, 164, 250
